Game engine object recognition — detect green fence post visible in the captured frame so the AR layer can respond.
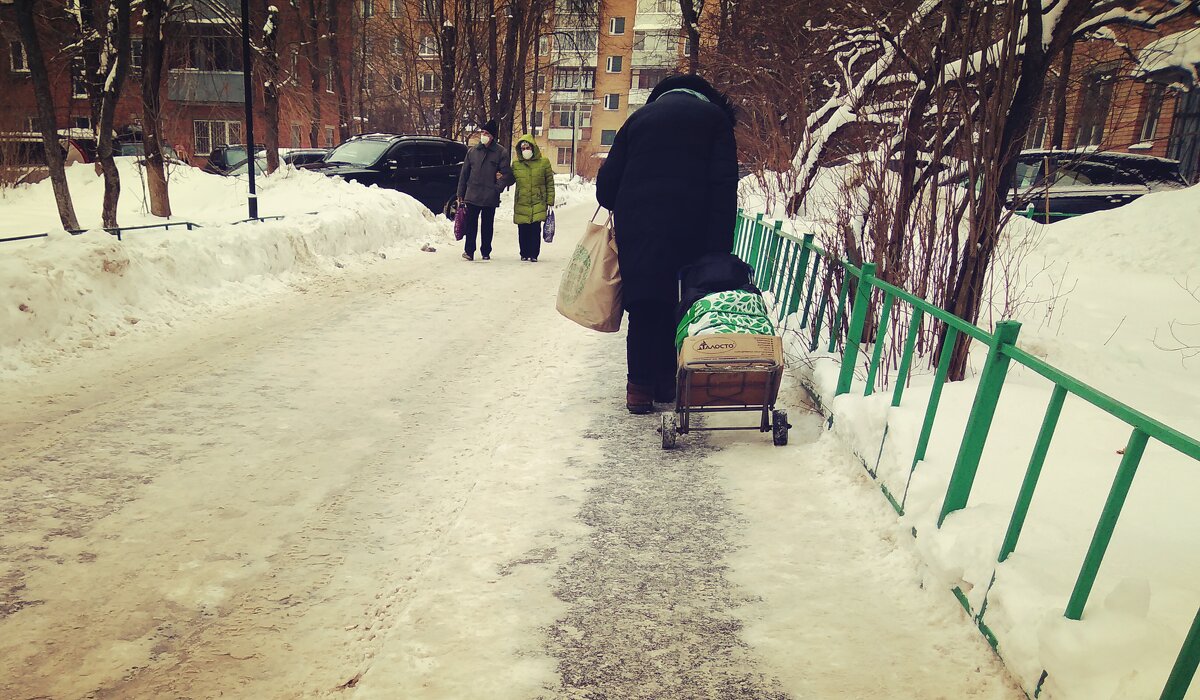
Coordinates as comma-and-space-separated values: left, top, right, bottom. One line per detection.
939, 321, 1022, 527
826, 272, 851, 354
808, 271, 832, 353
835, 263, 876, 396
1065, 427, 1150, 620
732, 210, 744, 255
789, 234, 814, 317
912, 325, 959, 465
763, 220, 783, 292
999, 384, 1067, 562
747, 214, 765, 282
777, 240, 797, 322
800, 254, 822, 327
891, 307, 924, 407
1160, 606, 1200, 700
864, 292, 895, 397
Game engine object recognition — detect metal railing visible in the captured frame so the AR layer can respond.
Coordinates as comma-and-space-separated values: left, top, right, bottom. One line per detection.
0, 213, 304, 246
732, 208, 1200, 700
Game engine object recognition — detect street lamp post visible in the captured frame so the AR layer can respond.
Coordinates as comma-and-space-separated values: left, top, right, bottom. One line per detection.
240, 0, 258, 219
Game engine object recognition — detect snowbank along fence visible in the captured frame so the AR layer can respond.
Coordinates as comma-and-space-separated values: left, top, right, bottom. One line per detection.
731, 209, 1200, 700
0, 215, 291, 245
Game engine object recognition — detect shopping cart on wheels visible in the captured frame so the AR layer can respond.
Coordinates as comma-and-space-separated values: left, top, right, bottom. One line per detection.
661, 353, 789, 449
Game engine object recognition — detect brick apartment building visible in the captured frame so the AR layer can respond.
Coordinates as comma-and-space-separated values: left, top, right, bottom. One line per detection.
362, 0, 686, 180
0, 0, 352, 170
1024, 7, 1200, 183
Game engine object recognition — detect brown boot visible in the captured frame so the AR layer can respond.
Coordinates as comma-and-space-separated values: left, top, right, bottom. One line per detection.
626, 381, 654, 414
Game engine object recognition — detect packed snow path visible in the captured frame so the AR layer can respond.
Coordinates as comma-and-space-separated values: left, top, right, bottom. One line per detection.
0, 201, 1023, 699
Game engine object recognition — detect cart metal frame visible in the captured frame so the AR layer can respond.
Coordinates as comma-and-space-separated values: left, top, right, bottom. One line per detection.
662, 358, 789, 448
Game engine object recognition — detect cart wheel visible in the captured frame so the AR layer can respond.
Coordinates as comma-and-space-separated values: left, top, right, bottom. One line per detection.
772, 409, 790, 446
662, 413, 678, 450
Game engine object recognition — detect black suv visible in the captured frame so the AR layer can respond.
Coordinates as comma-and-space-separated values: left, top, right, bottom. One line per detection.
300, 134, 468, 213
1010, 150, 1189, 222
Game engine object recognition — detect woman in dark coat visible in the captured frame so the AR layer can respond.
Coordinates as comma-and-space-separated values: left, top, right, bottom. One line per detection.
595, 74, 738, 413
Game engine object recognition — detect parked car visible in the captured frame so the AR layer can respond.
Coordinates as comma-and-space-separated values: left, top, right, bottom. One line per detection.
203, 144, 266, 175
113, 140, 185, 164
0, 131, 95, 185
224, 148, 331, 177
280, 148, 329, 167
298, 133, 468, 212
1008, 150, 1189, 222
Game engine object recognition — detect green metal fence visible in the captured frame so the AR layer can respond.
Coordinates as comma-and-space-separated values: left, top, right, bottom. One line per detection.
732, 208, 1200, 700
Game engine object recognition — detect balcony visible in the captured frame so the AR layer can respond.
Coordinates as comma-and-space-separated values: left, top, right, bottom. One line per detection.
167, 70, 244, 104
547, 127, 592, 142
632, 49, 677, 68
633, 11, 680, 31
550, 89, 594, 103
628, 88, 651, 106
552, 48, 599, 67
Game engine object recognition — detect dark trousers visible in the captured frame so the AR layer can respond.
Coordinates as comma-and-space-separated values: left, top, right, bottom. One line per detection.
517, 222, 542, 259
463, 204, 495, 257
626, 300, 677, 395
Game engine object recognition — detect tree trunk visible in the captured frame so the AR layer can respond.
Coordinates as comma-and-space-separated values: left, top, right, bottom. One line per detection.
326, 0, 352, 141
141, 0, 171, 216
262, 3, 282, 172
97, 0, 132, 229
439, 12, 458, 138
303, 0, 323, 147
1050, 38, 1073, 150
679, 0, 701, 73
14, 0, 81, 231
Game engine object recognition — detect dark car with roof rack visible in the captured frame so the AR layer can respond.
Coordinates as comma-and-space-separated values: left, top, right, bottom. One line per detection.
1009, 150, 1189, 223
298, 133, 468, 213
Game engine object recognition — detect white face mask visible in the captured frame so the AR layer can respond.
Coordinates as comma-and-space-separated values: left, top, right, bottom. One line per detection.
480, 134, 493, 145
520, 148, 534, 160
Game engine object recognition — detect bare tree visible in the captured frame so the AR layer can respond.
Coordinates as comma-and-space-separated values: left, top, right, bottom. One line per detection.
141, 0, 171, 216
260, 2, 281, 172
11, 0, 81, 230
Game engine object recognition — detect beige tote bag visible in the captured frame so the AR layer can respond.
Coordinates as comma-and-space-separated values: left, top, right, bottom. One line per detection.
556, 208, 623, 332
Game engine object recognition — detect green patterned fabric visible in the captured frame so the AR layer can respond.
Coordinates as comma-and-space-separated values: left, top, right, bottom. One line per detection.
675, 290, 775, 350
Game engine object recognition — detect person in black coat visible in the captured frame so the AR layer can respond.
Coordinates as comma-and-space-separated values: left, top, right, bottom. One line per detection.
595, 74, 738, 413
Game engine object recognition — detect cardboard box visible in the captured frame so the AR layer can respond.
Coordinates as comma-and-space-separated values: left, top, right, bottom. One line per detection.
676, 334, 784, 407
677, 334, 784, 367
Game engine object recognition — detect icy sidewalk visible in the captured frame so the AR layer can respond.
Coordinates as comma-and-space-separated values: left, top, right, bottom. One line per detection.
0, 199, 1020, 699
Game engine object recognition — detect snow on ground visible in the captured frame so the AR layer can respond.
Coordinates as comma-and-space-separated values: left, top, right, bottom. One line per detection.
742, 172, 1200, 699
0, 180, 1023, 698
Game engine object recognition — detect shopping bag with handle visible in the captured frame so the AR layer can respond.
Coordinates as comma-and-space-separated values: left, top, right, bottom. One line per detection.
542, 209, 556, 243
453, 202, 467, 241
556, 208, 622, 332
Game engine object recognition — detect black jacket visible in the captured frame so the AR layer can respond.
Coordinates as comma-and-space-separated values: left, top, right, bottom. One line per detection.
458, 141, 514, 208
595, 91, 738, 305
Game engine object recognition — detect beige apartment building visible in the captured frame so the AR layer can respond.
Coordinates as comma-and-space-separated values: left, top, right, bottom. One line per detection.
535, 0, 684, 178
360, 0, 686, 179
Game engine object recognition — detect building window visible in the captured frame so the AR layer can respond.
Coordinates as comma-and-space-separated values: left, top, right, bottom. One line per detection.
638, 0, 675, 13
10, 40, 30, 73
291, 124, 302, 147
606, 55, 622, 73
71, 58, 88, 98
601, 129, 616, 146
552, 67, 595, 91
194, 119, 241, 156
419, 72, 440, 93
538, 36, 550, 55
390, 0, 403, 17
419, 35, 438, 56
392, 37, 404, 55
174, 34, 243, 71
551, 103, 592, 128
391, 74, 404, 91
72, 115, 92, 130
1139, 83, 1166, 142
557, 29, 598, 55
631, 68, 668, 90
362, 0, 374, 17
531, 111, 544, 133
129, 39, 143, 76
418, 0, 432, 19
326, 61, 334, 92
603, 93, 619, 110
535, 73, 546, 92
609, 17, 626, 35
557, 146, 573, 167
325, 126, 335, 148
1075, 70, 1115, 147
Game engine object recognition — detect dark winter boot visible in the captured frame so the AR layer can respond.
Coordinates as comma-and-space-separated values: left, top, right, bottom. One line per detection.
653, 375, 676, 404
626, 381, 654, 414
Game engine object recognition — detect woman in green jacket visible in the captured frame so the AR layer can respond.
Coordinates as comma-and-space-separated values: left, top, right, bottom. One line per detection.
511, 134, 555, 262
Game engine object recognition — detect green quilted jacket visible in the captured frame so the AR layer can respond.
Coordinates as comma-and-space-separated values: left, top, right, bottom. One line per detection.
511, 135, 555, 224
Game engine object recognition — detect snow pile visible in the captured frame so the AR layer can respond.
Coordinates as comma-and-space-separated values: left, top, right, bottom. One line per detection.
0, 163, 447, 376
774, 181, 1200, 699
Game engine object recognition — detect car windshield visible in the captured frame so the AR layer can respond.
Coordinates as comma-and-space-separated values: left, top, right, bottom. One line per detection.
324, 140, 390, 166
228, 155, 267, 176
